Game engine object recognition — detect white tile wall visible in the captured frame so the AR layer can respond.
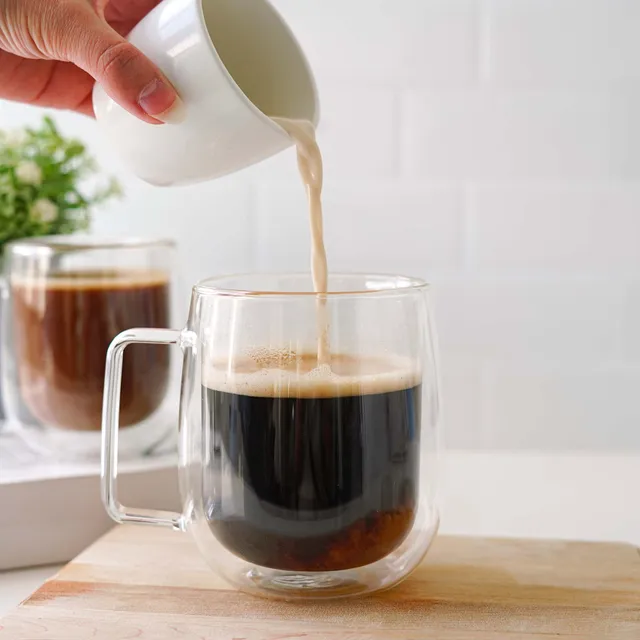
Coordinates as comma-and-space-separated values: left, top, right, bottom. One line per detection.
469, 186, 640, 272
440, 356, 486, 449
485, 0, 640, 88
483, 364, 640, 450
403, 91, 640, 181
432, 277, 628, 365
2, 0, 640, 450
273, 0, 479, 89
622, 283, 640, 363
253, 183, 465, 272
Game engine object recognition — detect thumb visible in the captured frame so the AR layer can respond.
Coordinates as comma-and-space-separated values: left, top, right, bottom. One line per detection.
66, 5, 183, 124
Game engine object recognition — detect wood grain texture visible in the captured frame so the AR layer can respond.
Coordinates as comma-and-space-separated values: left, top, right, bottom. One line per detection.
1, 525, 639, 639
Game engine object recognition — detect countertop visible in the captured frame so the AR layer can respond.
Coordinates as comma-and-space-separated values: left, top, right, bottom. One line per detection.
1, 451, 638, 616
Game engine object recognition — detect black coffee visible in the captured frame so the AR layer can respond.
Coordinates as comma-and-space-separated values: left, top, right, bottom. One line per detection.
202, 353, 421, 572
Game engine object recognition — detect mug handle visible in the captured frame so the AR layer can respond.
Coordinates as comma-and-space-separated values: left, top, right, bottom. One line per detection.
101, 328, 186, 531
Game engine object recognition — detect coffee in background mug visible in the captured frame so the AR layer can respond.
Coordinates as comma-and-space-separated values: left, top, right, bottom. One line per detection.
1, 237, 177, 459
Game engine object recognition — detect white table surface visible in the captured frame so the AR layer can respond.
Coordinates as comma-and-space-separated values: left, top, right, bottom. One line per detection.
1, 451, 638, 616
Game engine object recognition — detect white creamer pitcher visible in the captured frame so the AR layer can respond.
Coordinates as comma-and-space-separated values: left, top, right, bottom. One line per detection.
93, 0, 319, 186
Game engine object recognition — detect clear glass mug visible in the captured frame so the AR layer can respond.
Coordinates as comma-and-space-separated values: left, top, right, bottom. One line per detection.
1, 236, 177, 459
102, 274, 441, 599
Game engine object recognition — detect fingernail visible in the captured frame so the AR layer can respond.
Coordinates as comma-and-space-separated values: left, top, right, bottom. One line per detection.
138, 78, 185, 124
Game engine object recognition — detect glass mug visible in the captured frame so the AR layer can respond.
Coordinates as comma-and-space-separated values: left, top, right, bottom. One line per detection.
102, 274, 441, 599
1, 236, 177, 459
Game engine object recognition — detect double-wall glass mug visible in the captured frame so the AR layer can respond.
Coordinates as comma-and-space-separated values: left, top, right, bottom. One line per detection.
102, 274, 441, 599
1, 236, 177, 459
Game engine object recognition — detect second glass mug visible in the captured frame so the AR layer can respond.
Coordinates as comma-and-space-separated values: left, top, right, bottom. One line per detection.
102, 273, 441, 599
2, 236, 178, 459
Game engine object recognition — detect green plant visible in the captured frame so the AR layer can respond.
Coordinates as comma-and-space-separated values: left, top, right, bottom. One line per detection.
0, 116, 121, 256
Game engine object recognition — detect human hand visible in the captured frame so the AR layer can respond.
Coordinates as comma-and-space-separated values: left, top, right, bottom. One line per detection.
0, 0, 182, 123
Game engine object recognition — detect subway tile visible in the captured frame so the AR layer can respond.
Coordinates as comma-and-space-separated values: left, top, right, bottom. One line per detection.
439, 357, 485, 449
622, 283, 640, 362
315, 87, 400, 179
243, 87, 400, 182
481, 364, 640, 450
271, 0, 479, 88
252, 184, 312, 272
322, 184, 465, 273
403, 90, 640, 181
93, 177, 255, 292
431, 276, 626, 366
246, 85, 400, 183
469, 185, 640, 272
253, 183, 465, 274
485, 0, 640, 88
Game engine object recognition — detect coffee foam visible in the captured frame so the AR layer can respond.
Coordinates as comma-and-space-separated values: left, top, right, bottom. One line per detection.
203, 349, 421, 398
10, 269, 169, 291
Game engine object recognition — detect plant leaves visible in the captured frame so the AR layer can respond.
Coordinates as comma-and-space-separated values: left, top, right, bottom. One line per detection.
0, 116, 122, 256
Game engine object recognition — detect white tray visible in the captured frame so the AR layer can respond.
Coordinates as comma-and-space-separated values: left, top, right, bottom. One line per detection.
0, 431, 180, 570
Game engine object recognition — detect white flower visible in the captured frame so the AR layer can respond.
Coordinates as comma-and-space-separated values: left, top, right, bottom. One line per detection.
15, 161, 42, 186
3, 129, 28, 147
31, 198, 58, 223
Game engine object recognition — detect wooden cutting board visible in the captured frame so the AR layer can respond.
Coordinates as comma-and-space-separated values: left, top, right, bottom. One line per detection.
1, 525, 639, 639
